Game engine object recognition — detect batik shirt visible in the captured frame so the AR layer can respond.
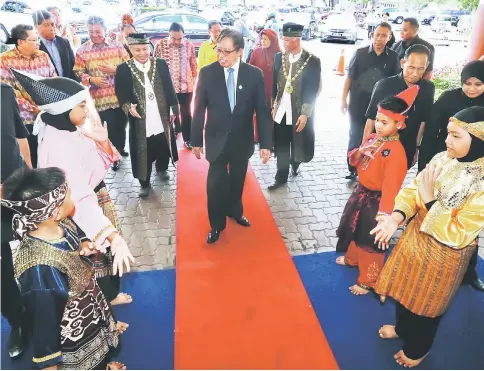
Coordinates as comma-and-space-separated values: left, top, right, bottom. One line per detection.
0, 48, 56, 125
74, 38, 129, 112
154, 38, 197, 94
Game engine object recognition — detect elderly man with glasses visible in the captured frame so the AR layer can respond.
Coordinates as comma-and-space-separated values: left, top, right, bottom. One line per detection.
74, 16, 130, 170
0, 24, 56, 168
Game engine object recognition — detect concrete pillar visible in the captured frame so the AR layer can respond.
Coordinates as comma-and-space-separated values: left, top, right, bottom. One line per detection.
467, 0, 484, 61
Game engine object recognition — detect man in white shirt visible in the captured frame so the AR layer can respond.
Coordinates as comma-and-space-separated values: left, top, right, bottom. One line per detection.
268, 23, 321, 190
115, 33, 179, 198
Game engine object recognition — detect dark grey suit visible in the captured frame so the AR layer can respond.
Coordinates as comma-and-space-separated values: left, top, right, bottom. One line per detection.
39, 36, 77, 80
192, 61, 272, 229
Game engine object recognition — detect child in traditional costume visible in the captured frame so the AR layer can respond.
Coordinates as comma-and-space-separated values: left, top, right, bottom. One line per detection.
335, 86, 419, 295
0, 167, 126, 370
372, 106, 484, 367
10, 69, 134, 308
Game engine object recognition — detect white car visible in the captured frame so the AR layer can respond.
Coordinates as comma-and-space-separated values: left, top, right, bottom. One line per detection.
320, 14, 357, 44
0, 0, 34, 43
431, 15, 453, 33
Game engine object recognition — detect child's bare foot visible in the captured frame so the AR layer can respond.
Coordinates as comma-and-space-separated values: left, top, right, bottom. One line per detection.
379, 325, 398, 339
336, 256, 347, 266
116, 321, 129, 334
349, 284, 369, 295
107, 361, 126, 370
394, 350, 428, 368
111, 293, 132, 306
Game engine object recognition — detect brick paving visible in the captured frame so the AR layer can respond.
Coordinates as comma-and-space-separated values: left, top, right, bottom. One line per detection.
104, 70, 482, 272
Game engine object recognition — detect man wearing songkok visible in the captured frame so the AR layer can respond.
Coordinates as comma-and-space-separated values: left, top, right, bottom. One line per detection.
268, 22, 321, 190
115, 33, 179, 198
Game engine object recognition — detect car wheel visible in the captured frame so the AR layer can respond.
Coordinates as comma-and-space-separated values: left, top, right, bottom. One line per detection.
395, 16, 403, 24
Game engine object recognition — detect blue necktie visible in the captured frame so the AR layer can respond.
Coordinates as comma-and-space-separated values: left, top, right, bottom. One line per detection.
227, 67, 235, 112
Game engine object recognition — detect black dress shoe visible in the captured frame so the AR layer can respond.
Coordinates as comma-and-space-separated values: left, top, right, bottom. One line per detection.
139, 184, 151, 198
7, 326, 25, 358
157, 170, 170, 180
185, 141, 192, 150
268, 181, 286, 190
207, 229, 221, 244
111, 161, 120, 171
345, 171, 357, 180
291, 164, 300, 177
228, 215, 250, 227
470, 277, 484, 291
120, 150, 129, 157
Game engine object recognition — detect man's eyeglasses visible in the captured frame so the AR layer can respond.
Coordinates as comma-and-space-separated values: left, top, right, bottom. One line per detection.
215, 48, 237, 56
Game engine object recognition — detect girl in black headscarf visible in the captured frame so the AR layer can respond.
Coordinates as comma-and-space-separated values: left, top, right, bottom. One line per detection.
419, 60, 484, 171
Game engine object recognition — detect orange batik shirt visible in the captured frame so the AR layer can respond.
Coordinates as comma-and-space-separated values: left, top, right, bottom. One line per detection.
349, 134, 408, 215
73, 39, 129, 112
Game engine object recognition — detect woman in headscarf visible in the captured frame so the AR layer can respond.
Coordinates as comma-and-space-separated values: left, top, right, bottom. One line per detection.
419, 60, 484, 171
249, 29, 280, 142
371, 106, 484, 368
11, 70, 135, 308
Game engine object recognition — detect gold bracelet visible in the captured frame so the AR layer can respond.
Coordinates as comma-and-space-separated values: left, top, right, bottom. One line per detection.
94, 224, 115, 243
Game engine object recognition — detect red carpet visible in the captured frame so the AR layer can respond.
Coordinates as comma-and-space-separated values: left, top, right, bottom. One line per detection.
175, 140, 339, 369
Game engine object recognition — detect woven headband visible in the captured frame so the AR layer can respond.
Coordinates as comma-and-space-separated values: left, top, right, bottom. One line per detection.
0, 183, 68, 239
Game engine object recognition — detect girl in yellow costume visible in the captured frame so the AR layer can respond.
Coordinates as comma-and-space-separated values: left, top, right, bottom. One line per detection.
370, 106, 484, 368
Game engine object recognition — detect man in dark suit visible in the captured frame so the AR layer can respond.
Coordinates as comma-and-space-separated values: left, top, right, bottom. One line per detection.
192, 28, 273, 244
1, 83, 31, 358
33, 10, 77, 80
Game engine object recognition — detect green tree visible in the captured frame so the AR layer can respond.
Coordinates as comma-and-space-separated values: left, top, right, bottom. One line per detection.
458, 0, 480, 10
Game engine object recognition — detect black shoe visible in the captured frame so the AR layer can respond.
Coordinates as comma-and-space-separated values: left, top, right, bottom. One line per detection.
345, 171, 357, 180
139, 184, 151, 198
291, 164, 300, 177
111, 161, 120, 171
120, 150, 129, 157
268, 181, 286, 191
207, 229, 221, 244
7, 326, 25, 358
157, 170, 170, 180
470, 277, 484, 291
228, 215, 250, 227
185, 141, 192, 150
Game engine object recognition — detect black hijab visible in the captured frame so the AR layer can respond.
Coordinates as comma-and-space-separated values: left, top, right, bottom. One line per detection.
453, 106, 484, 163
41, 110, 77, 132
461, 60, 484, 85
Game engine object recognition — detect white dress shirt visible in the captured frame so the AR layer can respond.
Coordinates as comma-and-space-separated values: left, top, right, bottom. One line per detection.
223, 58, 241, 106
275, 50, 303, 125
134, 59, 165, 137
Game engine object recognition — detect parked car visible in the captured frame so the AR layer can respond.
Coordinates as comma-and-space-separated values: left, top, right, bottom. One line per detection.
320, 13, 357, 44
134, 11, 209, 55
0, 0, 34, 42
200, 9, 236, 26
456, 14, 473, 33
283, 11, 318, 40
382, 7, 413, 24
431, 15, 453, 33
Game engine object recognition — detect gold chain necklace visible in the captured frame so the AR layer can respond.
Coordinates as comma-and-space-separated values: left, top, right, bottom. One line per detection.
128, 58, 157, 100
282, 52, 312, 94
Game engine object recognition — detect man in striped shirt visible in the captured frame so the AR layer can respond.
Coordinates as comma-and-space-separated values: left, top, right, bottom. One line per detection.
74, 16, 130, 170
154, 22, 197, 149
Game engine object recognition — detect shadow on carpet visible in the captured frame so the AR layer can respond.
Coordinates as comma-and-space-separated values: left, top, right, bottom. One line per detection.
293, 252, 484, 370
1, 269, 175, 370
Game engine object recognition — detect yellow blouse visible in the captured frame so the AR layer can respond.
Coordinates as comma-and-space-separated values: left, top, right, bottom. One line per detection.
395, 152, 484, 249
